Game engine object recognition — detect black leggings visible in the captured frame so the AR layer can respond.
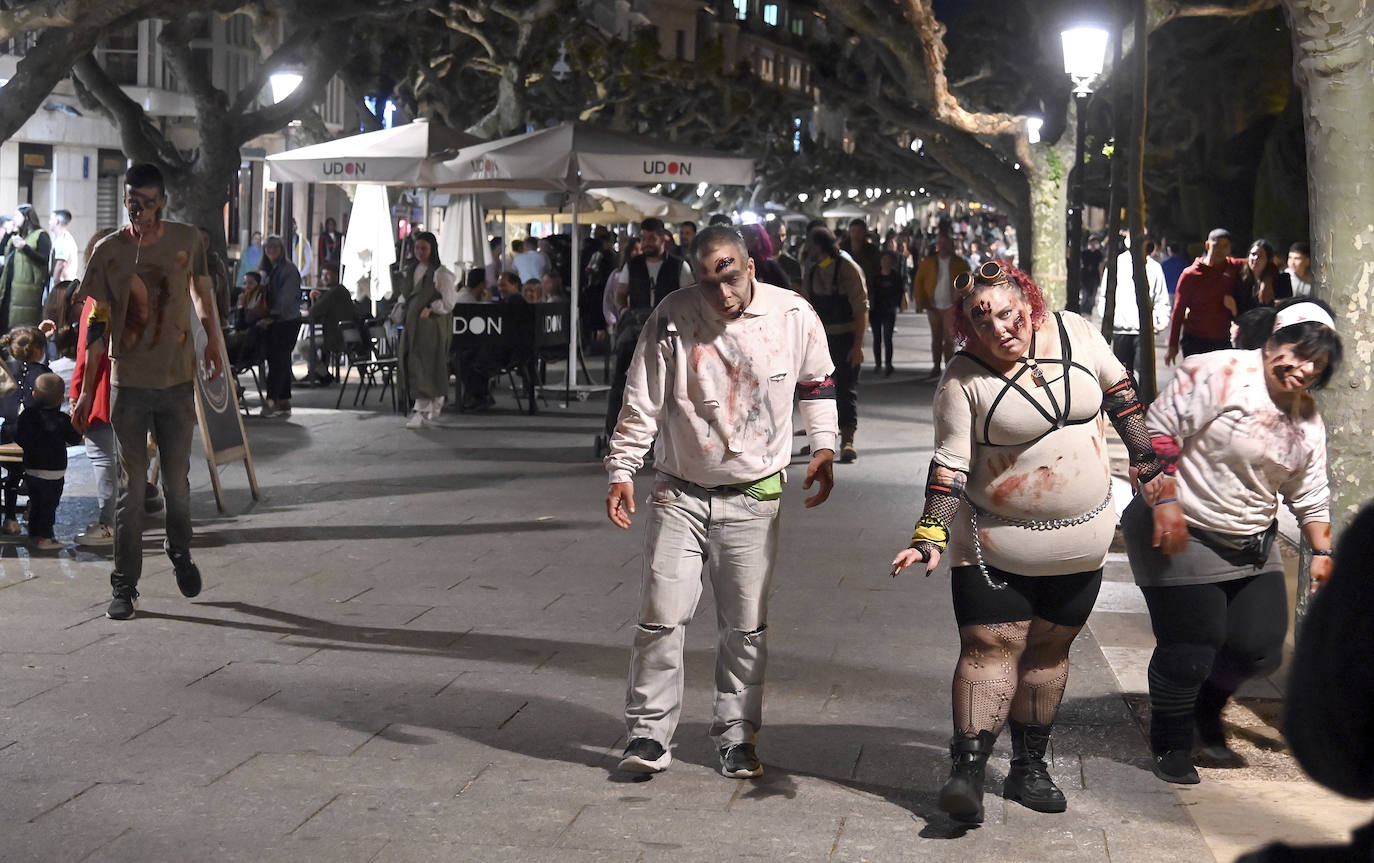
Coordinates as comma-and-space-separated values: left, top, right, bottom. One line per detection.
1140, 572, 1287, 751
870, 308, 896, 368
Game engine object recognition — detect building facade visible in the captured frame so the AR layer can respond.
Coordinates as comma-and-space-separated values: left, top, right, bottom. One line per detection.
1, 14, 349, 279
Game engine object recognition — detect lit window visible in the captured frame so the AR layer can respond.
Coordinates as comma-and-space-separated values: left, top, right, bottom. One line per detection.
763, 4, 778, 25
734, 0, 748, 20
791, 18, 804, 37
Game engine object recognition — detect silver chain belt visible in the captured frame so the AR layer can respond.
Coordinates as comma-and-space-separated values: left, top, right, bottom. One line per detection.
968, 487, 1113, 590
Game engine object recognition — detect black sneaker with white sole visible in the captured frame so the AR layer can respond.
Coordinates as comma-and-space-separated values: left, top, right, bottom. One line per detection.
106, 585, 139, 620
167, 549, 202, 598
719, 742, 763, 778
618, 737, 670, 774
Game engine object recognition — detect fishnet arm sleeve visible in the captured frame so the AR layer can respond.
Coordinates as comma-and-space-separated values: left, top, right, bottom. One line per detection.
1102, 377, 1165, 484
909, 461, 967, 561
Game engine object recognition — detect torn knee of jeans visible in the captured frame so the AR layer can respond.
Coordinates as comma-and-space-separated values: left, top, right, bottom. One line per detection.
739, 624, 767, 638
636, 623, 672, 633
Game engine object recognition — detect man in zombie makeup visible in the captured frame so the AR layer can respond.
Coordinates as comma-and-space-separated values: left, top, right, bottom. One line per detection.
604, 224, 839, 780
73, 163, 224, 622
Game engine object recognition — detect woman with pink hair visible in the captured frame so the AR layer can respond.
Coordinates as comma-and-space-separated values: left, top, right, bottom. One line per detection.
891, 261, 1163, 823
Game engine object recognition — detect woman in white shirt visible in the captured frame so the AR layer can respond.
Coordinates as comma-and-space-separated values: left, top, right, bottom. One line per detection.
1125, 298, 1340, 784
397, 232, 457, 429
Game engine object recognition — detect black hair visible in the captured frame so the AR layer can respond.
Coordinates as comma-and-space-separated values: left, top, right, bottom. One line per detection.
805, 219, 826, 233
707, 213, 733, 227
243, 270, 262, 285
1236, 298, 1343, 389
807, 226, 838, 258
679, 220, 697, 231
412, 230, 441, 267
53, 209, 72, 225
124, 163, 166, 196
689, 224, 748, 265
640, 217, 666, 234
1290, 241, 1311, 257
466, 268, 485, 290
848, 218, 867, 229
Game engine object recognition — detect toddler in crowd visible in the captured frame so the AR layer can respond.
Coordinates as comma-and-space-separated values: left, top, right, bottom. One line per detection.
15, 374, 80, 550
1, 325, 52, 535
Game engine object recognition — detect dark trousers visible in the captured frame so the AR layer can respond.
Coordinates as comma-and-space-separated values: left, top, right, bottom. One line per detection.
870, 308, 896, 369
24, 474, 62, 538
1111, 333, 1139, 376
1181, 332, 1232, 358
826, 332, 859, 433
110, 382, 196, 588
604, 330, 640, 438
1139, 572, 1287, 752
265, 321, 297, 402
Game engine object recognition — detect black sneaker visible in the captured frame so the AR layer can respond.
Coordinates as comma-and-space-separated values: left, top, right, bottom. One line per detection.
168, 549, 202, 598
618, 737, 670, 774
106, 585, 139, 620
719, 742, 763, 778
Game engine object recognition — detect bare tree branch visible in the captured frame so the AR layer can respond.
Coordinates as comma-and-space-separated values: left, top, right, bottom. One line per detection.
0, 23, 101, 141
1150, 0, 1280, 27
72, 53, 189, 171
900, 0, 1034, 168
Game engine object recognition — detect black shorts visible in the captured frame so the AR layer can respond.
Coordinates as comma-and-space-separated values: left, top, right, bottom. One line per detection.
950, 565, 1103, 628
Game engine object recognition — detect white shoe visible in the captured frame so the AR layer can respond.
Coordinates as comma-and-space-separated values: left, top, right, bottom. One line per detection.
29, 537, 64, 551
405, 412, 425, 430
76, 524, 115, 547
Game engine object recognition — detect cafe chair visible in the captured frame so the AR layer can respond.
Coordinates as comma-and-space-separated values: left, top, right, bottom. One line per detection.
335, 322, 393, 411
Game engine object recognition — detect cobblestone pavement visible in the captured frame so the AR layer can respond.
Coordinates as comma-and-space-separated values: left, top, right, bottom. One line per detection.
1, 312, 1367, 862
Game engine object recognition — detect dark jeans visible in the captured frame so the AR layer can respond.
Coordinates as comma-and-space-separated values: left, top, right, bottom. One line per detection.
110, 382, 196, 588
1180, 332, 1232, 357
25, 474, 63, 538
826, 332, 859, 433
265, 321, 298, 402
1111, 333, 1139, 376
870, 308, 896, 369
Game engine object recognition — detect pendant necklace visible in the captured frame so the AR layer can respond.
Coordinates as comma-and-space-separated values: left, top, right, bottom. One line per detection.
1020, 329, 1047, 387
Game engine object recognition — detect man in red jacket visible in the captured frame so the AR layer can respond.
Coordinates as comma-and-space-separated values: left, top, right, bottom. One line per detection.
1165, 228, 1244, 364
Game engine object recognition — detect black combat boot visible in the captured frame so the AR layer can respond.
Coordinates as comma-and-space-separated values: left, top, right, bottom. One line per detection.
938, 730, 998, 824
1003, 721, 1068, 813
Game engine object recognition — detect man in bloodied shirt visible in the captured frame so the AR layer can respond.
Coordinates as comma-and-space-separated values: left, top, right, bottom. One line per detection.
603, 225, 838, 780
72, 163, 224, 621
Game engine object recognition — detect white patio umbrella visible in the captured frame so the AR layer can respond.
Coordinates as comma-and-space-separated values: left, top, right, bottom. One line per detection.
588, 187, 700, 223
438, 195, 492, 274
265, 119, 481, 186
433, 122, 756, 392
339, 184, 396, 306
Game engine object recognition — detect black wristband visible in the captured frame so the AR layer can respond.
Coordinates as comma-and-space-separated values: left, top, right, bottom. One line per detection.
1310, 548, 1333, 557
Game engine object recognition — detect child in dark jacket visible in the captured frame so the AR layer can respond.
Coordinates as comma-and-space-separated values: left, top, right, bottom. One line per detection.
15, 374, 81, 550
1, 325, 52, 535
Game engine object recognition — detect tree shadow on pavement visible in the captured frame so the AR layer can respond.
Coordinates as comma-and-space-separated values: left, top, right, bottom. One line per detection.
134, 601, 986, 836
186, 520, 583, 546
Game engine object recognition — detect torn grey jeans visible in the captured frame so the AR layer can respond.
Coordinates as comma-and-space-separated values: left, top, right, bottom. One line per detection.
626, 472, 780, 748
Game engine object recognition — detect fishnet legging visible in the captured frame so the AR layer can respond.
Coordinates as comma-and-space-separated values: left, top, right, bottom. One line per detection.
952, 619, 1084, 736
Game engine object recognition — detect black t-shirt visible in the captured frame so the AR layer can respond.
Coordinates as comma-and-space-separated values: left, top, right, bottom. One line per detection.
869, 271, 905, 314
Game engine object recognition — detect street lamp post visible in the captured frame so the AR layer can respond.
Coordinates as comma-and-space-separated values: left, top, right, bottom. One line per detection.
1061, 26, 1108, 314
